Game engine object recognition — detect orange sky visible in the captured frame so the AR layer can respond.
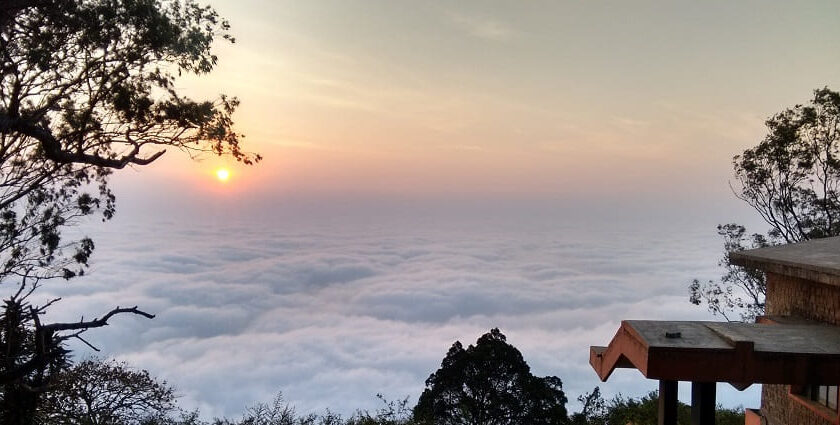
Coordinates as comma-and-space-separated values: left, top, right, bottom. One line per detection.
123, 1, 840, 206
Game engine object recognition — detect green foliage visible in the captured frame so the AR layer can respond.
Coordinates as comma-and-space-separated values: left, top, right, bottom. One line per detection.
62, 371, 749, 425
345, 395, 414, 425
691, 87, 840, 321
734, 88, 840, 242
602, 391, 663, 425
714, 407, 747, 425
109, 385, 748, 425
689, 224, 770, 321
569, 387, 606, 425
139, 392, 414, 425
570, 388, 745, 425
413, 328, 568, 425
39, 358, 176, 424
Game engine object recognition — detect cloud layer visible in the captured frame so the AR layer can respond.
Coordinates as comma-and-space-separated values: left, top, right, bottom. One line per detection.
37, 211, 759, 417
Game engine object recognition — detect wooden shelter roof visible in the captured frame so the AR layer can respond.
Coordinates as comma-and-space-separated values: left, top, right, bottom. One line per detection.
729, 236, 840, 286
590, 319, 840, 386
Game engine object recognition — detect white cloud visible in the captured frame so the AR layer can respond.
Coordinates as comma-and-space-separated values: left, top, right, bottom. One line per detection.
29, 212, 759, 417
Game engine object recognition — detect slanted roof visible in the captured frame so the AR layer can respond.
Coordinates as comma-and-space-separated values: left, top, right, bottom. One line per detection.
590, 320, 840, 385
729, 236, 840, 286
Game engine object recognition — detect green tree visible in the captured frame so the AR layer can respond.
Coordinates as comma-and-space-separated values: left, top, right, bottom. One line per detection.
345, 395, 414, 425
569, 387, 605, 425
568, 389, 744, 425
413, 328, 568, 425
690, 88, 840, 321
39, 358, 175, 424
602, 391, 744, 425
0, 0, 257, 422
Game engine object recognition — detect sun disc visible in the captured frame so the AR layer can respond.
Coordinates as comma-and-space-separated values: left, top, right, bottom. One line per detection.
216, 168, 231, 182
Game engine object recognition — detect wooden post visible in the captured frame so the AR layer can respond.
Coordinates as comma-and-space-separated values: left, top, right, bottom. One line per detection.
659, 380, 678, 425
691, 382, 716, 425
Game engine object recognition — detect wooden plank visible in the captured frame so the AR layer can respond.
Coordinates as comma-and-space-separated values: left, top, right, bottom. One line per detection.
659, 380, 678, 425
691, 382, 716, 425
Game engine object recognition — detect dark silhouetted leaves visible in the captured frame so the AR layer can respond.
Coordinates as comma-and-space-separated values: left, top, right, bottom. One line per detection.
0, 0, 257, 422
691, 88, 840, 321
414, 328, 568, 425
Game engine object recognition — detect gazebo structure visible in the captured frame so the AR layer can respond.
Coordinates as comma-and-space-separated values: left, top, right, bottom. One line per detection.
590, 236, 840, 425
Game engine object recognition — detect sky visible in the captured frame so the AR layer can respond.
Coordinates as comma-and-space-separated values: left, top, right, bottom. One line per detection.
31, 0, 840, 419
134, 0, 840, 205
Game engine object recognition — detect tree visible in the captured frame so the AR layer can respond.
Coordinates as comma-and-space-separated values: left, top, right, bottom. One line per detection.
690, 88, 840, 321
568, 389, 744, 425
569, 387, 605, 425
345, 395, 414, 425
689, 224, 770, 321
238, 393, 302, 425
0, 0, 257, 421
413, 328, 568, 425
133, 391, 414, 425
38, 358, 176, 424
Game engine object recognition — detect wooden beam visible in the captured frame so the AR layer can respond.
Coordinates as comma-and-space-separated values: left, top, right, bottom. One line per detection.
691, 382, 716, 425
659, 380, 678, 425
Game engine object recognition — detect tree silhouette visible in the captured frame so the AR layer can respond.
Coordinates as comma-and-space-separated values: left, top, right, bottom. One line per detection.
39, 358, 175, 424
0, 0, 257, 421
691, 88, 840, 321
413, 328, 568, 425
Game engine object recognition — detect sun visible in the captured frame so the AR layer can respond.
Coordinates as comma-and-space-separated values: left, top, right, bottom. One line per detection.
215, 168, 231, 182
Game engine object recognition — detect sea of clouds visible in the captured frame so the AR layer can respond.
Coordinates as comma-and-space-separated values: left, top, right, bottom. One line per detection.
36, 201, 760, 417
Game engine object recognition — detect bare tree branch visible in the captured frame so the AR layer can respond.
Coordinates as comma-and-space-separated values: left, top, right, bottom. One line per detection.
42, 306, 155, 333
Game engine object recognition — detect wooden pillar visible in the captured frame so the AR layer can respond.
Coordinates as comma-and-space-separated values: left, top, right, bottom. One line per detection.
691, 382, 716, 425
659, 380, 678, 425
